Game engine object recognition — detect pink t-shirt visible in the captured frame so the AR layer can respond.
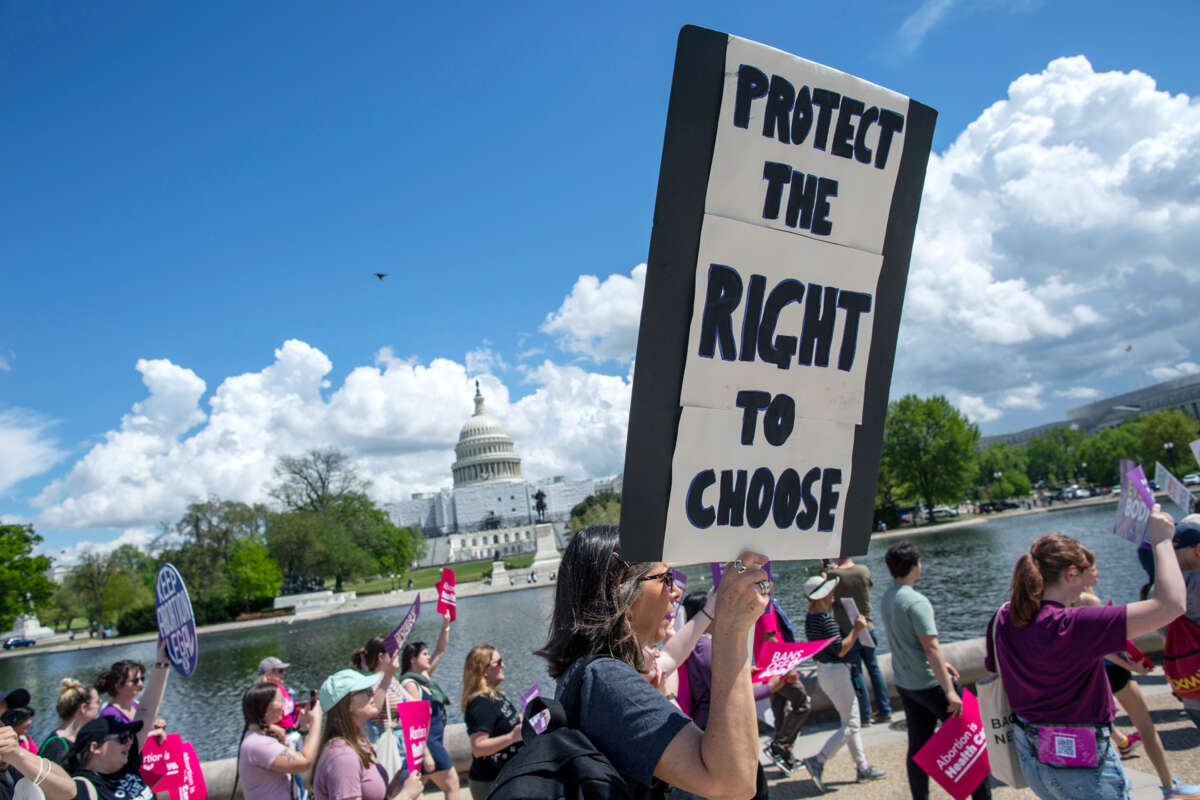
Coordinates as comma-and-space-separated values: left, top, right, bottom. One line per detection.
313, 740, 388, 800
238, 732, 289, 800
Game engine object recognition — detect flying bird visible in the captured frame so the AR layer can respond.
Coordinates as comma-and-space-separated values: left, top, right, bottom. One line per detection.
374, 272, 389, 280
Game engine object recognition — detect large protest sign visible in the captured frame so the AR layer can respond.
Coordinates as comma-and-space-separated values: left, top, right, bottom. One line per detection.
1156, 462, 1197, 515
140, 734, 207, 800
912, 690, 988, 800
155, 564, 198, 677
1115, 458, 1152, 545
396, 701, 431, 775
620, 26, 936, 562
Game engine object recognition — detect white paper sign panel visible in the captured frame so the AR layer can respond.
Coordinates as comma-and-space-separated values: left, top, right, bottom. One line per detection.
680, 213, 882, 426
663, 405, 854, 563
706, 36, 908, 256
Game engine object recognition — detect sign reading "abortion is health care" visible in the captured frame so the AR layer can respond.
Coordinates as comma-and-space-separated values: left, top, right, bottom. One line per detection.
620, 26, 936, 561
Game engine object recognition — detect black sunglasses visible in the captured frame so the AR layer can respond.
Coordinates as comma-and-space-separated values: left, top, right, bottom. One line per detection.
489, 657, 504, 668
105, 732, 134, 745
638, 570, 675, 591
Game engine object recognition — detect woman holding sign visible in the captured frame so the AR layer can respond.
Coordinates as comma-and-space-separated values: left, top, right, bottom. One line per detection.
461, 645, 523, 799
534, 526, 767, 800
312, 668, 423, 800
985, 507, 1189, 800
398, 614, 460, 800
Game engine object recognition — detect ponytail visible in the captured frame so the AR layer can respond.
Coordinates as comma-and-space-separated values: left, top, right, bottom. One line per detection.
350, 648, 369, 671
351, 637, 387, 673
1009, 533, 1094, 626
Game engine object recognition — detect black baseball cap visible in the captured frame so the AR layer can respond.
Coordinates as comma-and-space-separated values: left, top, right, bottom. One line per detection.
1, 688, 29, 709
69, 716, 144, 756
1173, 514, 1200, 549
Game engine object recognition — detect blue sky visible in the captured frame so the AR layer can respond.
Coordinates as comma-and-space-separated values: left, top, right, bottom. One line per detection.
3, 0, 1199, 559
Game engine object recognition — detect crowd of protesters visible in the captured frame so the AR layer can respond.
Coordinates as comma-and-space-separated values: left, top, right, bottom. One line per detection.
6, 509, 1200, 800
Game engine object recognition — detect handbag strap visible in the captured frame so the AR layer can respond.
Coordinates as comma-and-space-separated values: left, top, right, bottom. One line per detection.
990, 603, 1008, 680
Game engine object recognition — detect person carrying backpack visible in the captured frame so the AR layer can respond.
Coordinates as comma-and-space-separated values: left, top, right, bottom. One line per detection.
508, 525, 768, 800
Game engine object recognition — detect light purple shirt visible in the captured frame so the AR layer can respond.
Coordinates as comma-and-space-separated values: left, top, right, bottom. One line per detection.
238, 732, 289, 800
99, 702, 137, 724
985, 601, 1126, 724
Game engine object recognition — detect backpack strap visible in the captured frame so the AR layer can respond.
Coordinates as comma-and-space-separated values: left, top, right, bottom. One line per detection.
74, 777, 99, 800
561, 655, 612, 729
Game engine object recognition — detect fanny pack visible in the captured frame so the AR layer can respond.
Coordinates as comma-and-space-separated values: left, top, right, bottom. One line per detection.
1016, 718, 1107, 768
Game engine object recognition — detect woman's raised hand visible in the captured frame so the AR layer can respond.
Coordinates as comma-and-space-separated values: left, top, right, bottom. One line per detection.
713, 551, 771, 633
1148, 504, 1176, 545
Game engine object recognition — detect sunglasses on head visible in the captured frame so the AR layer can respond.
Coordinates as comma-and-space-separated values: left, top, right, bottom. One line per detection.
638, 570, 675, 591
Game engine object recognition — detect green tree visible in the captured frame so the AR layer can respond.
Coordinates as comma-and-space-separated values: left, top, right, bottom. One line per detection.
67, 551, 149, 632
265, 510, 325, 577
0, 524, 56, 632
227, 539, 283, 610
569, 492, 621, 534
1138, 409, 1199, 476
270, 449, 366, 514
977, 443, 1032, 500
160, 497, 272, 604
882, 395, 979, 524
110, 543, 159, 592
1076, 424, 1140, 485
44, 583, 83, 631
1025, 426, 1086, 486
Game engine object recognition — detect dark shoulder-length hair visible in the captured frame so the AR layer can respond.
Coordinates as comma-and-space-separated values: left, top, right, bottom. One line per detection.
535, 525, 654, 679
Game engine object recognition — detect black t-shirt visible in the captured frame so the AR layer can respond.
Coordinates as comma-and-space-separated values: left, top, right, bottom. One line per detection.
806, 610, 847, 664
0, 765, 19, 800
40, 735, 71, 766
464, 692, 523, 781
73, 768, 153, 800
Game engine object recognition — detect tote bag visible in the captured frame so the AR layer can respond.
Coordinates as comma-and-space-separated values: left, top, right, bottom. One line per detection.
976, 605, 1027, 789
1163, 614, 1200, 699
374, 693, 406, 778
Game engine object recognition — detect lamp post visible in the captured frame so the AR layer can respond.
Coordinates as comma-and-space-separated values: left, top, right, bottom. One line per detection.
1165, 441, 1176, 473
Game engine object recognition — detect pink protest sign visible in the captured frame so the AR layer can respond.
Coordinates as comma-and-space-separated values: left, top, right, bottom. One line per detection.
436, 568, 457, 621
752, 639, 835, 682
140, 734, 206, 800
140, 733, 182, 790
1127, 464, 1155, 510
912, 690, 989, 800
174, 742, 206, 800
396, 700, 431, 776
384, 596, 421, 657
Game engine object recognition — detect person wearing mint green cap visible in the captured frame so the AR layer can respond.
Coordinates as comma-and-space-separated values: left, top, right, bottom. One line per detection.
312, 661, 424, 800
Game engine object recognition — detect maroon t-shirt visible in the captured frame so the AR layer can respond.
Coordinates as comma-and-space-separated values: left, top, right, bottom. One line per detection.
985, 601, 1126, 724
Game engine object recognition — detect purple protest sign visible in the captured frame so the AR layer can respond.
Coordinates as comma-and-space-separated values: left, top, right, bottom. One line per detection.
1127, 464, 1155, 510
710, 562, 725, 588
520, 683, 540, 712
384, 596, 421, 657
155, 564, 197, 677
1115, 458, 1151, 545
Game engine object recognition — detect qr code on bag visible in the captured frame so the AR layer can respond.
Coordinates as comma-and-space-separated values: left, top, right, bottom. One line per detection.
1054, 735, 1077, 759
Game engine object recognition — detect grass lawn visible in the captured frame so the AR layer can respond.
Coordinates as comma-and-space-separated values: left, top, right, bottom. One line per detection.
347, 554, 537, 596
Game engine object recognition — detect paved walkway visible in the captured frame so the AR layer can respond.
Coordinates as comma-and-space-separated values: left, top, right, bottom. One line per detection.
414, 674, 1200, 798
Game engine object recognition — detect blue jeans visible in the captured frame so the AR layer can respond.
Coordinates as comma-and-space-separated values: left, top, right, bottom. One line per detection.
1014, 719, 1130, 800
848, 641, 892, 720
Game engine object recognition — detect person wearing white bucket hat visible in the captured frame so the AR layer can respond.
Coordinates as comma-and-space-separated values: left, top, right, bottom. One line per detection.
800, 572, 885, 792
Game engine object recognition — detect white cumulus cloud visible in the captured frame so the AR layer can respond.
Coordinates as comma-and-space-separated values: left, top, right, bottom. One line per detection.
540, 264, 646, 364
893, 56, 1200, 422
31, 340, 632, 534
1148, 361, 1200, 382
0, 409, 64, 495
950, 393, 1002, 424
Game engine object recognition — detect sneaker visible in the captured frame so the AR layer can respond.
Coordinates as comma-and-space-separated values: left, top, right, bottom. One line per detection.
1119, 731, 1142, 757
802, 757, 825, 792
873, 711, 893, 723
764, 742, 794, 776
856, 765, 887, 782
1164, 777, 1200, 799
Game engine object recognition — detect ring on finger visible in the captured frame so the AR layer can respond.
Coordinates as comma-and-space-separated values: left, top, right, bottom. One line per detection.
733, 559, 746, 573
756, 580, 770, 594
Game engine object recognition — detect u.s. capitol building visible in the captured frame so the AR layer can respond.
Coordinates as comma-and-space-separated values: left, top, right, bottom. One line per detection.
384, 383, 621, 564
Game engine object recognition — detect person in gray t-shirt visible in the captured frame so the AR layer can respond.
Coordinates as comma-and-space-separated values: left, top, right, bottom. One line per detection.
879, 541, 991, 800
